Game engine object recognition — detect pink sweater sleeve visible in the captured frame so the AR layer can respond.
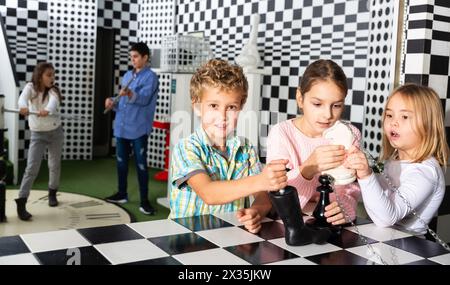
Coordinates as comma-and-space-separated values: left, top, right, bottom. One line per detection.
266, 123, 318, 208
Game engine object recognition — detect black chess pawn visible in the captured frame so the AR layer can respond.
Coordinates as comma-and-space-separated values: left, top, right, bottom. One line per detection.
310, 174, 341, 233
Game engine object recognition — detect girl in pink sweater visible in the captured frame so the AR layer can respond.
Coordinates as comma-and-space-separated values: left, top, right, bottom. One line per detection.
266, 59, 361, 225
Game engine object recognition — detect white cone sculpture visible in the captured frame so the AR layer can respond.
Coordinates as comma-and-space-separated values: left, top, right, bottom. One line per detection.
236, 14, 262, 70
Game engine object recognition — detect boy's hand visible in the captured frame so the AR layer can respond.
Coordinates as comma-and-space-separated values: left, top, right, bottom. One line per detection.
105, 98, 114, 109
300, 145, 346, 180
260, 159, 288, 191
19, 107, 29, 116
344, 146, 372, 179
119, 88, 132, 98
236, 208, 262, 233
324, 201, 346, 225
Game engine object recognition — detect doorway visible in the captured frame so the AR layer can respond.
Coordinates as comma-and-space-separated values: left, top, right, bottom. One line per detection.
93, 27, 115, 157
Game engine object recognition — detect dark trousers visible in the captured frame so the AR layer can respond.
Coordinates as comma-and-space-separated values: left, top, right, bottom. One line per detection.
116, 135, 149, 202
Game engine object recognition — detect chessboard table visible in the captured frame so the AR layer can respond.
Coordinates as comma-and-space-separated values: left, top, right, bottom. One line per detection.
1, 212, 449, 265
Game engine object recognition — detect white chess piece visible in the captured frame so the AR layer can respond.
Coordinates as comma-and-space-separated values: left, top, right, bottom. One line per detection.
322, 121, 356, 185
235, 14, 261, 70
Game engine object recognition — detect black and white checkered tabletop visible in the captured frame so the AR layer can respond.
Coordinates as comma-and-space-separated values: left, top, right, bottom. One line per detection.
1, 213, 449, 265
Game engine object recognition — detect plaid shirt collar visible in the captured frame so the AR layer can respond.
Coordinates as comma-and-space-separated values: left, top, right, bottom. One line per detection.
194, 126, 246, 152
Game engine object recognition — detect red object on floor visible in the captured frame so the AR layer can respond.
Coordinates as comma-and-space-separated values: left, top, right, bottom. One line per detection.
152, 120, 170, 182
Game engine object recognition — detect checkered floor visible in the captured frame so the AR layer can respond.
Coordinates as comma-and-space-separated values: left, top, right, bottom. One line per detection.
1, 213, 449, 265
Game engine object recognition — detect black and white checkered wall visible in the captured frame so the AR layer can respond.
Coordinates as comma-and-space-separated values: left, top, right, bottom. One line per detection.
97, 0, 139, 155
0, 0, 47, 83
97, 0, 138, 108
1, 0, 141, 160
362, 0, 398, 158
175, 0, 370, 159
0, 0, 48, 159
47, 0, 96, 160
138, 0, 174, 48
0, 0, 376, 164
2, 0, 97, 160
401, 0, 450, 242
138, 0, 175, 169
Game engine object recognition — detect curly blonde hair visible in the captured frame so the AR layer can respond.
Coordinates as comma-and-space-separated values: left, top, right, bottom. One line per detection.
190, 59, 248, 106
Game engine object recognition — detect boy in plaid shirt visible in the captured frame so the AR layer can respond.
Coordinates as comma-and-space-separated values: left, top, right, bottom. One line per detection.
169, 59, 288, 233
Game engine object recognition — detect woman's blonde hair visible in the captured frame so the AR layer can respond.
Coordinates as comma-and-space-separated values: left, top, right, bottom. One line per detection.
190, 59, 248, 106
381, 83, 449, 167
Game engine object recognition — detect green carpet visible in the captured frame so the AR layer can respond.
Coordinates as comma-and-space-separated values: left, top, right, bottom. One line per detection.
16, 158, 170, 222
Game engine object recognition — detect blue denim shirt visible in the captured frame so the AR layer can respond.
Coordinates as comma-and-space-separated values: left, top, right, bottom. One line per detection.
113, 66, 159, 139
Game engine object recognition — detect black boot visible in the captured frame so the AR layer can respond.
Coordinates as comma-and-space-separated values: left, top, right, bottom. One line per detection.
15, 198, 32, 221
269, 186, 331, 246
48, 189, 58, 207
